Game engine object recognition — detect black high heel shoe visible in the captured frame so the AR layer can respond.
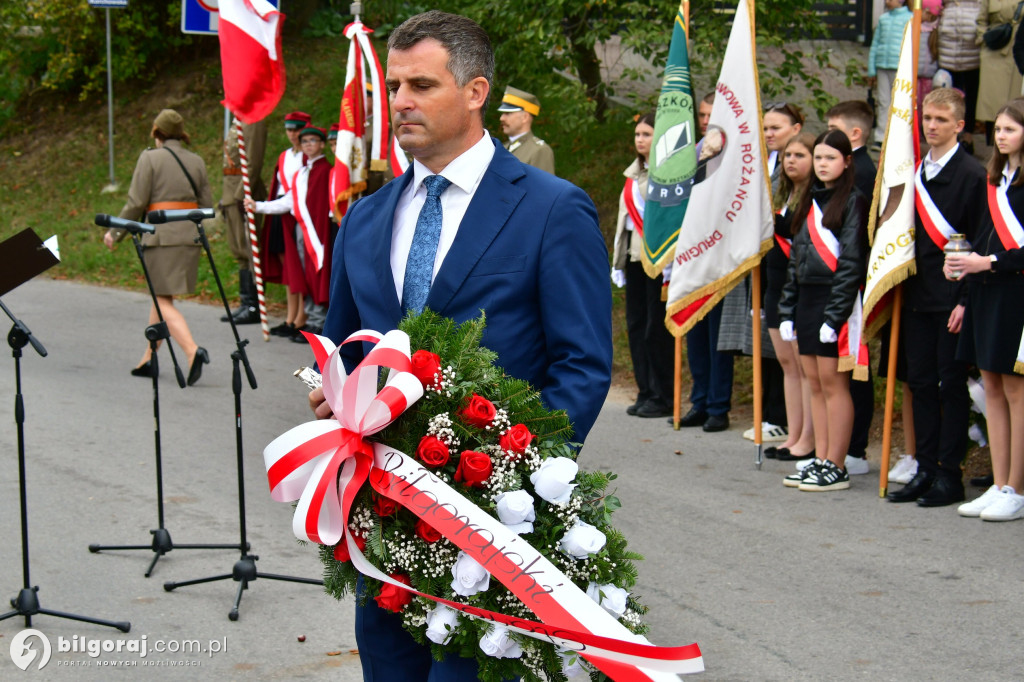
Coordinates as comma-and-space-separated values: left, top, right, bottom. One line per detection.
187, 347, 209, 386
131, 359, 157, 378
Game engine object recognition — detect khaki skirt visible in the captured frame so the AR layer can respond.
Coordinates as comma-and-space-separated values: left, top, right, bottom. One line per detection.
143, 245, 201, 296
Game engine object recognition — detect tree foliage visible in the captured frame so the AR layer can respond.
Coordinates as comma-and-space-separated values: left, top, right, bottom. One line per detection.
0, 1, 194, 127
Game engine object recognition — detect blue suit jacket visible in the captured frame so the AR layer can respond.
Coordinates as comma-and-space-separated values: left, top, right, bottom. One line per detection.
324, 138, 612, 441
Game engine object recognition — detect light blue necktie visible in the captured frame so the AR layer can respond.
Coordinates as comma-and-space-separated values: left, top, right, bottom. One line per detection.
402, 174, 452, 314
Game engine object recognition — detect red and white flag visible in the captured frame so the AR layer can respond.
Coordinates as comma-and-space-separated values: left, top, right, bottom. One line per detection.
390, 134, 410, 176
665, 0, 772, 335
333, 20, 389, 218
218, 0, 285, 125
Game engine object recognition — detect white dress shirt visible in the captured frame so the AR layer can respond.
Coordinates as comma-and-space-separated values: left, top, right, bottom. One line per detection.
390, 131, 495, 302
923, 144, 958, 181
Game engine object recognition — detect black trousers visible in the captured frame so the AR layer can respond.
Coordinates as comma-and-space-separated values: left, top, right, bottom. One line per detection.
848, 364, 874, 458
902, 308, 970, 479
625, 259, 675, 408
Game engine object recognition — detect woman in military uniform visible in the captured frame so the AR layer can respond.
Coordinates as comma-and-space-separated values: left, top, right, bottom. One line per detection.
103, 109, 213, 386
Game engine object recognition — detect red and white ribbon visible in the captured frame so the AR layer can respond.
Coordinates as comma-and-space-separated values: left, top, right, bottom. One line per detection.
264, 331, 704, 678
914, 162, 956, 250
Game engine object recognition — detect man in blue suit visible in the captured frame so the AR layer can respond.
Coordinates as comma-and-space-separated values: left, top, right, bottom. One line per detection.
309, 10, 612, 681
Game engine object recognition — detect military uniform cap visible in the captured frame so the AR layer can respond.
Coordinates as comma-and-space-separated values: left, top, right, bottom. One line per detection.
298, 125, 326, 141
153, 109, 185, 138
497, 86, 541, 116
284, 111, 313, 129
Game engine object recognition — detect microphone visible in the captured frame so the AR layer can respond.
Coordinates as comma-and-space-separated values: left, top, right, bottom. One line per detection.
94, 214, 155, 234
147, 208, 215, 224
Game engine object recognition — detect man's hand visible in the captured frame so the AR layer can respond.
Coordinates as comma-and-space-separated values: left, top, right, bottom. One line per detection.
103, 229, 116, 251
309, 385, 334, 419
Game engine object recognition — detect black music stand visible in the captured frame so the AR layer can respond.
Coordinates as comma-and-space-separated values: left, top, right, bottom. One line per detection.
88, 217, 241, 576
0, 229, 130, 632
160, 212, 321, 621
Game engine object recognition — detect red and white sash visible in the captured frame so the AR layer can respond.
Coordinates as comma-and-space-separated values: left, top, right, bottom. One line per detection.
292, 164, 326, 272
806, 200, 869, 378
774, 206, 792, 258
914, 162, 957, 250
277, 150, 293, 195
987, 180, 1024, 373
623, 177, 645, 237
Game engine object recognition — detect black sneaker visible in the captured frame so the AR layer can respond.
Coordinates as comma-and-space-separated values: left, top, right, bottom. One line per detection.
799, 460, 850, 491
783, 459, 823, 488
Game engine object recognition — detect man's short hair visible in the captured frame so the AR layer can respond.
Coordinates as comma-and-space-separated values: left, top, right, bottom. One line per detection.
923, 87, 966, 122
826, 100, 874, 136
702, 92, 715, 105
388, 11, 494, 118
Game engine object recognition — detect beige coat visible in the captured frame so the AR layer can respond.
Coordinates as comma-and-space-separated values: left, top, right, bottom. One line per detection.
976, 0, 1024, 121
506, 130, 555, 175
611, 158, 647, 270
118, 139, 214, 248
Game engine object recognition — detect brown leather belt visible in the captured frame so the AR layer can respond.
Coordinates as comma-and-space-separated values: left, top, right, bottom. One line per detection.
147, 201, 199, 211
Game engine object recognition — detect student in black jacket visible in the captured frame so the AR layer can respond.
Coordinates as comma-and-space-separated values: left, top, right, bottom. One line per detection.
888, 88, 986, 508
947, 99, 1024, 522
778, 129, 869, 492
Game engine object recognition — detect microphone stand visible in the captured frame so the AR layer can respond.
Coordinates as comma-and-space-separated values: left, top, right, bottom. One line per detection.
0, 299, 130, 632
162, 216, 321, 622
88, 228, 241, 577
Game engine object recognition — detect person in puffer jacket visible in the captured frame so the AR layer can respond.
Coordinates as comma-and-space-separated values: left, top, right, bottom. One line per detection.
868, 0, 913, 146
937, 0, 982, 150
777, 130, 869, 492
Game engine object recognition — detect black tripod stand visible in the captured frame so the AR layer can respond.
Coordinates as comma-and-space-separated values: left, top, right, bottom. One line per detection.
0, 298, 130, 632
159, 212, 321, 621
89, 217, 241, 576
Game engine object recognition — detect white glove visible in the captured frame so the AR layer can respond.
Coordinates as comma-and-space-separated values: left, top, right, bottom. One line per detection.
819, 323, 838, 344
779, 320, 795, 342
611, 269, 626, 288
661, 264, 673, 283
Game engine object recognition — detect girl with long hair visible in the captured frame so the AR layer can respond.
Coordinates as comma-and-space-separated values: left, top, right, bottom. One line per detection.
777, 129, 869, 491
946, 100, 1024, 521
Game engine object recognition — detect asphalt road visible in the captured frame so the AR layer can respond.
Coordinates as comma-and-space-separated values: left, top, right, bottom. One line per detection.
1, 278, 1020, 681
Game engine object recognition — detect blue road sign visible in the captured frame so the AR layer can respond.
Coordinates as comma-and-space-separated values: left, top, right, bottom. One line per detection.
181, 0, 280, 36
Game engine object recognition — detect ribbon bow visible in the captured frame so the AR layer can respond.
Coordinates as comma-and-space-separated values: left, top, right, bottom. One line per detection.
264, 329, 424, 545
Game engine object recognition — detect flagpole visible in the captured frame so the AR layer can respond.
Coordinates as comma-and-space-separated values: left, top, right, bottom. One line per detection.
235, 117, 271, 341
748, 0, 764, 468
669, 0, 692, 432
878, 1, 921, 497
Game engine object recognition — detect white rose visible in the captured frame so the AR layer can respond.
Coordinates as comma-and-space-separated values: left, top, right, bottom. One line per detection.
495, 490, 536, 534
479, 624, 523, 659
424, 604, 459, 645
586, 581, 629, 618
559, 520, 606, 559
558, 648, 588, 678
450, 551, 490, 597
530, 457, 578, 505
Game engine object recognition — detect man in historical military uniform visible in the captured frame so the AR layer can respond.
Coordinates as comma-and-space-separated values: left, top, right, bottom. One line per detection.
497, 85, 555, 175
220, 118, 268, 324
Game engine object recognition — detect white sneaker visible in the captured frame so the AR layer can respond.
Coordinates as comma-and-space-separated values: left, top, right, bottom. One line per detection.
979, 486, 1024, 521
887, 454, 917, 484
743, 422, 788, 442
958, 485, 1004, 518
845, 455, 870, 475
796, 457, 817, 471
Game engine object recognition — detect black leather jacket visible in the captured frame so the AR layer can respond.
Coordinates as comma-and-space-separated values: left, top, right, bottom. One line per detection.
778, 184, 869, 330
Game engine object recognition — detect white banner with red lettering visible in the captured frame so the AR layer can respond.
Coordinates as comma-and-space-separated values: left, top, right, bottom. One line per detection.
264, 329, 703, 679
664, 0, 772, 337
863, 21, 918, 337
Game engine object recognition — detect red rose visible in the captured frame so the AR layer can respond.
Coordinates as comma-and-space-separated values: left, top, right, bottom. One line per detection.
374, 574, 413, 613
415, 519, 442, 543
416, 435, 450, 468
499, 424, 534, 459
410, 350, 442, 388
374, 495, 399, 517
333, 533, 367, 563
459, 393, 497, 428
455, 450, 493, 488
